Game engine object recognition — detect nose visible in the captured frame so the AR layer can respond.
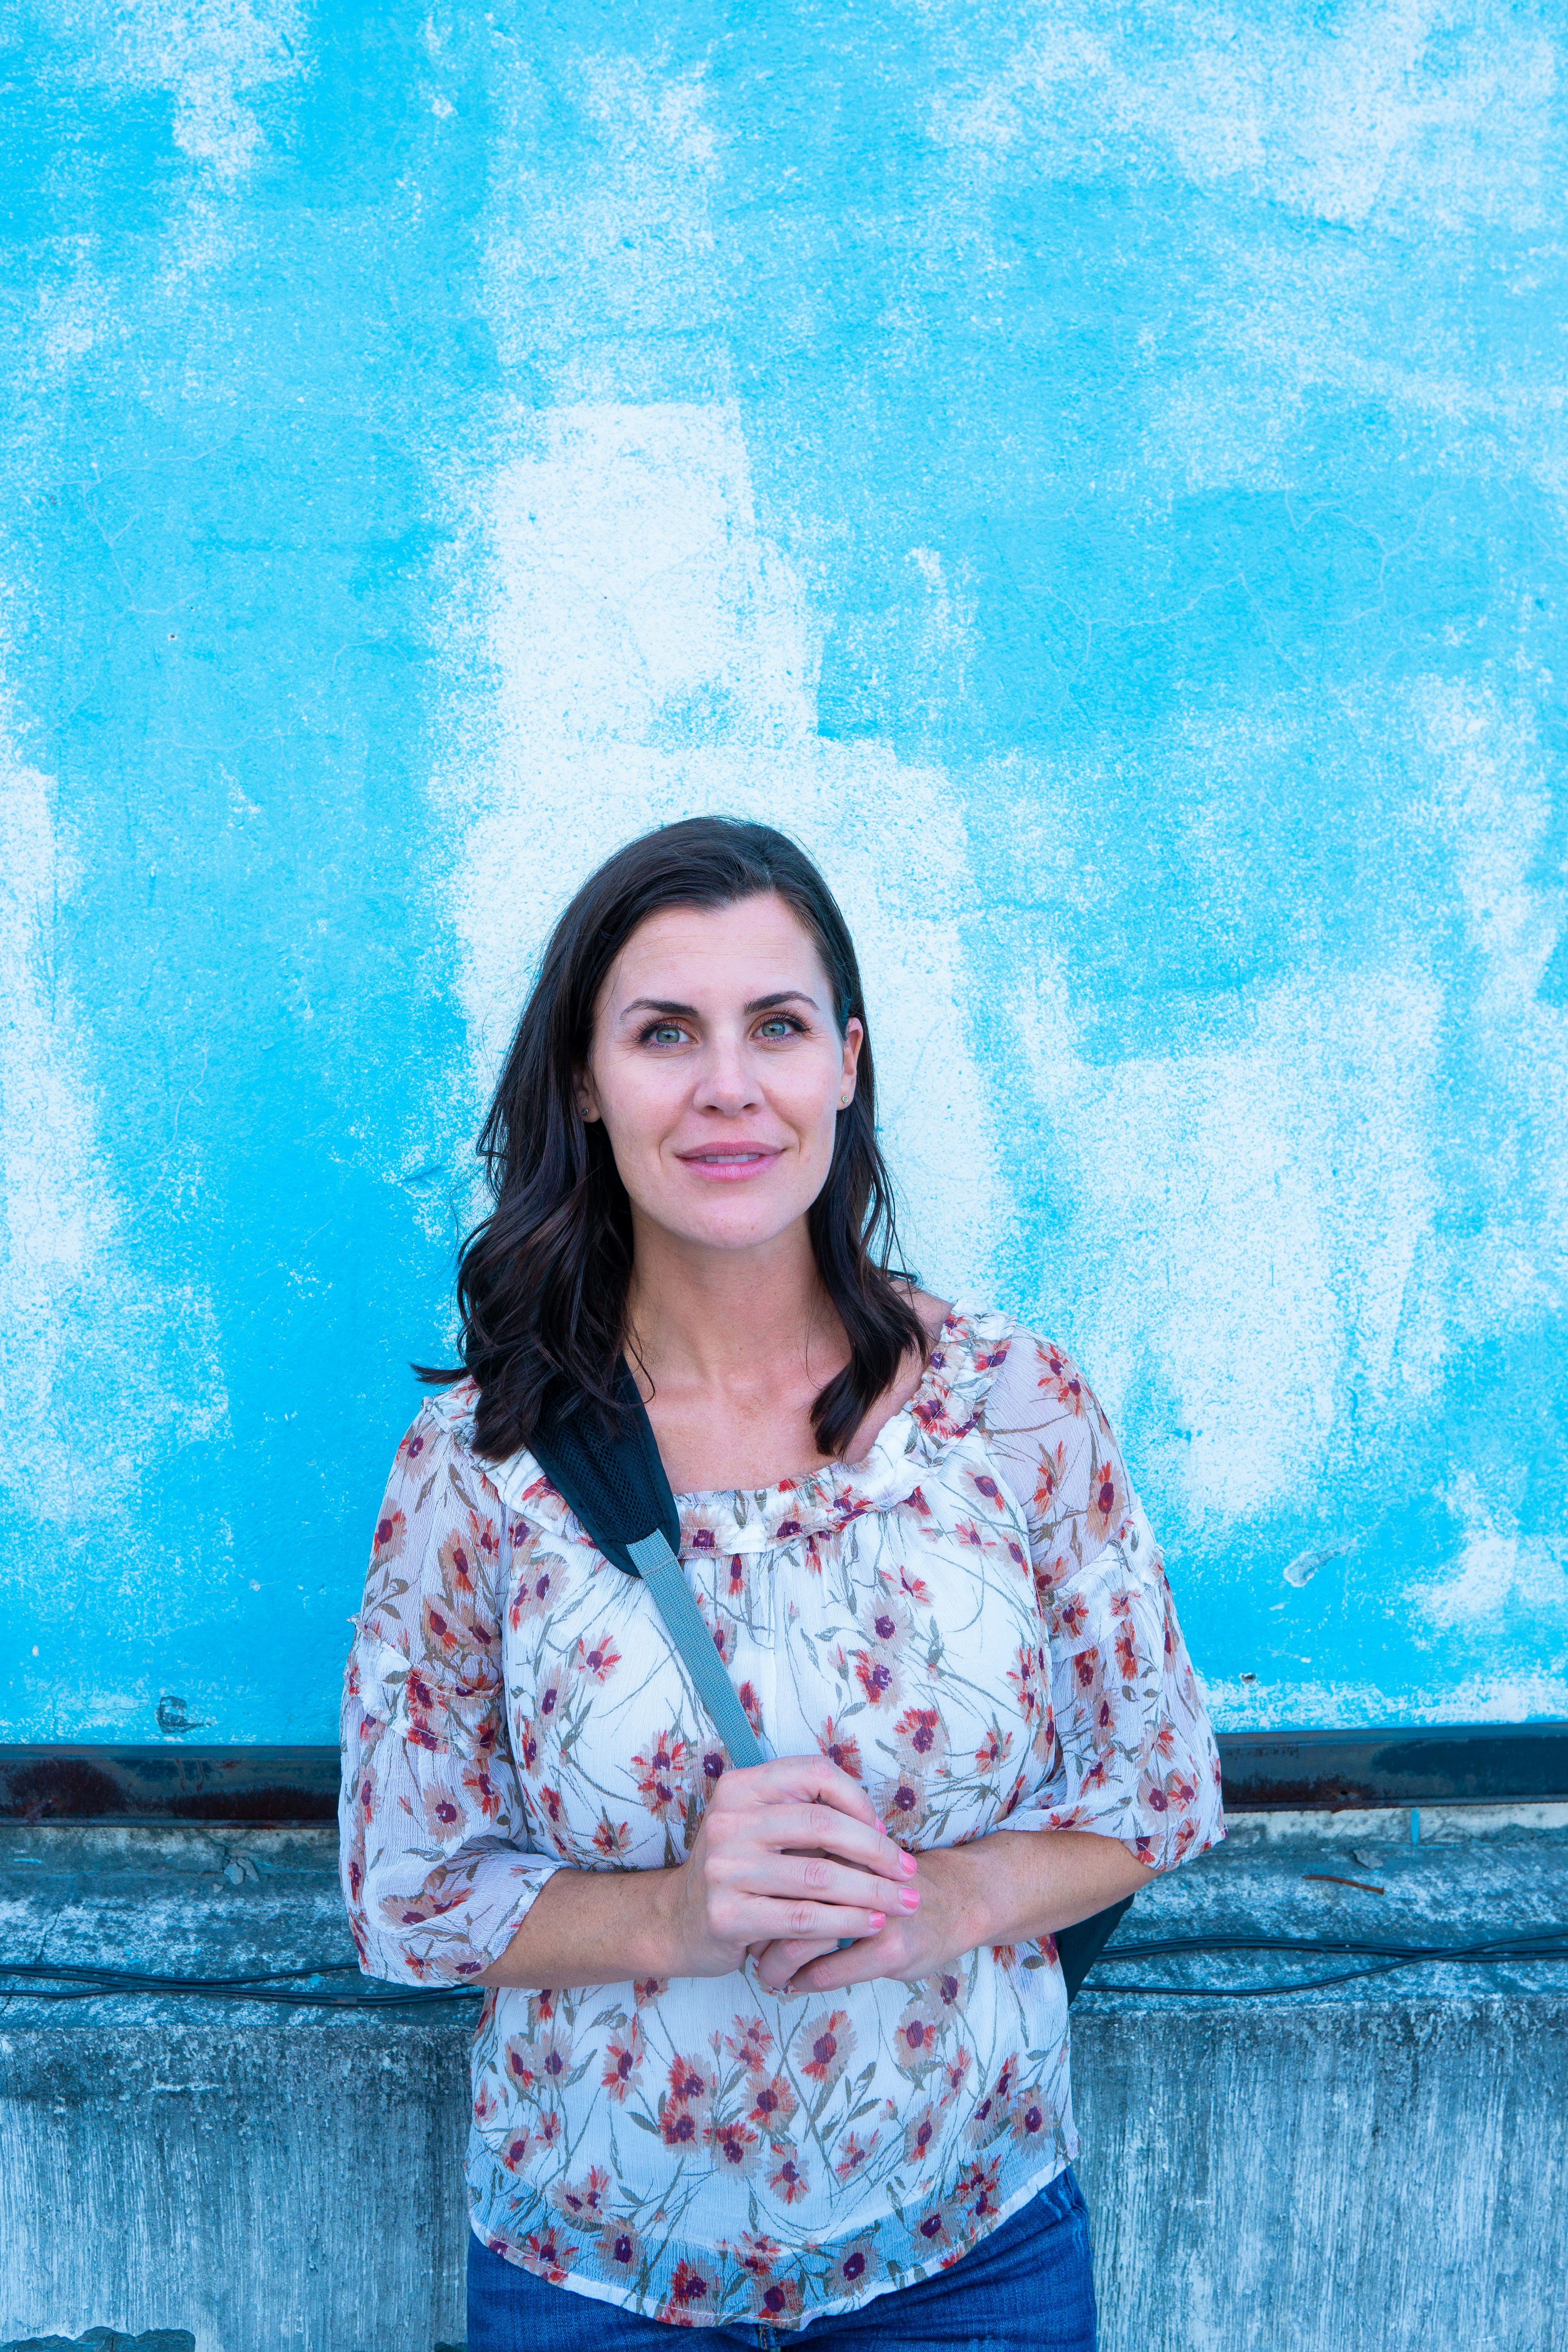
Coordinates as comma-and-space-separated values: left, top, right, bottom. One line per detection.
695, 1032, 764, 1116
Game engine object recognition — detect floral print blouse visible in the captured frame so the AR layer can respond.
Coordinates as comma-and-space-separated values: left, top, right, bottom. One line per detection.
339, 1305, 1223, 2331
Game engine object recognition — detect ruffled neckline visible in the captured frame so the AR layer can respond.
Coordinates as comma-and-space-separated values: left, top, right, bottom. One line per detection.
437, 1301, 1012, 1556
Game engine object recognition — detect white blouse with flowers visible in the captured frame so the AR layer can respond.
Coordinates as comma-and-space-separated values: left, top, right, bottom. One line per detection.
339, 1305, 1223, 2331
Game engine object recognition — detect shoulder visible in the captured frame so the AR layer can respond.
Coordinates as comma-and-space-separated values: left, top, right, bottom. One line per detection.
967, 1316, 1125, 1487
379, 1379, 495, 1508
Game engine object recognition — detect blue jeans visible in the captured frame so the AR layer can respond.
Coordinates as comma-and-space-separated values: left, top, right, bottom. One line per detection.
466, 2165, 1096, 2350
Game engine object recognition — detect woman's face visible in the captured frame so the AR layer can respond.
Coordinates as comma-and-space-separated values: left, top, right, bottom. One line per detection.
579, 893, 862, 1260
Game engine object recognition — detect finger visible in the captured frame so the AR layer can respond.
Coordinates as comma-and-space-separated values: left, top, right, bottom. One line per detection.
752, 1934, 842, 1993
759, 1855, 919, 1917
752, 1753, 882, 1830
746, 1897, 890, 1945
767, 1803, 915, 1880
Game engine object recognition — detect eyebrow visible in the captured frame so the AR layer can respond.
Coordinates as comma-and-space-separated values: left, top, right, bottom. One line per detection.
618, 989, 821, 1021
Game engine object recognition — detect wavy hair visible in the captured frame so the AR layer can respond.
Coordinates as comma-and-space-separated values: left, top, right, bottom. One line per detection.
422, 817, 926, 1462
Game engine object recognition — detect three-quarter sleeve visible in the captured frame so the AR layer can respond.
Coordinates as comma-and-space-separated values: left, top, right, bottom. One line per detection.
983, 1330, 1225, 1871
339, 1399, 562, 1982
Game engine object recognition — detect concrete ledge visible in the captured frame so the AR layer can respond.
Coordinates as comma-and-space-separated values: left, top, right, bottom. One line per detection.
2, 1815, 1564, 2351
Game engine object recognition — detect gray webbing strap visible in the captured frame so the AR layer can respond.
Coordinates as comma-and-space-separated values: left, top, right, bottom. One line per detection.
627, 1531, 855, 1950
628, 1532, 770, 1769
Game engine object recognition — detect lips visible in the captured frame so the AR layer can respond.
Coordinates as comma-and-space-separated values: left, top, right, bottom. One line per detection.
675, 1144, 785, 1178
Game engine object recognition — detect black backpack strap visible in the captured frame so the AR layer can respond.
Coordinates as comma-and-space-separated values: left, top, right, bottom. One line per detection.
529, 1364, 767, 1770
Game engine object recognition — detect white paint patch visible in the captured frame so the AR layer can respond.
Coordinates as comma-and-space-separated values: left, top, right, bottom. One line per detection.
1005, 916, 1443, 1530
52, 0, 308, 183
0, 699, 229, 1547
434, 399, 1009, 1303
929, 0, 1559, 234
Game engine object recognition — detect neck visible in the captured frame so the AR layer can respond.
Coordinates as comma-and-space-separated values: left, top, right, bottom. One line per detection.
623, 1215, 844, 1397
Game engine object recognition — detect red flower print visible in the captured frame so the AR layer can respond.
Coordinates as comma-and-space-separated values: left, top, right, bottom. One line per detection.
593, 1815, 631, 1860
942, 2044, 973, 2099
601, 2020, 644, 2102
1055, 1592, 1088, 1641
372, 1508, 406, 1564
894, 1705, 946, 1769
706, 2115, 760, 2173
731, 2230, 783, 2278
1039, 1343, 1085, 1415
499, 2130, 530, 2172
817, 1717, 863, 1781
521, 2229, 575, 2284
599, 2220, 644, 2274
955, 2156, 1004, 2219
1087, 1448, 1125, 1543
510, 1561, 556, 1627
757, 2277, 802, 2322
853, 1650, 900, 1708
420, 1781, 463, 1837
833, 2238, 880, 2292
460, 1760, 499, 1817
724, 2014, 774, 2074
974, 1726, 1009, 1772
913, 2202, 951, 2250
745, 2071, 797, 2143
666, 2052, 716, 2107
738, 1681, 764, 1735
793, 2008, 855, 2089
669, 2259, 710, 2307
438, 1528, 478, 1596
833, 2131, 878, 2181
903, 2100, 940, 2166
659, 2102, 702, 2150
632, 1731, 689, 1820
633, 1975, 667, 2007
394, 1425, 428, 1474
768, 2150, 810, 2205
892, 1992, 945, 2076
878, 1768, 924, 1832
573, 1633, 621, 1683
551, 2165, 610, 2222
1115, 1622, 1140, 1682
1011, 2090, 1052, 2146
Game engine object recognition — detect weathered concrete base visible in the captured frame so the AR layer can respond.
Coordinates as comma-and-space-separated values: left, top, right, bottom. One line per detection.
2, 1814, 1563, 2350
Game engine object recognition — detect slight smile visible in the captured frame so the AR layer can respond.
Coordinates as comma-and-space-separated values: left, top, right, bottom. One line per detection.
675, 1145, 786, 1181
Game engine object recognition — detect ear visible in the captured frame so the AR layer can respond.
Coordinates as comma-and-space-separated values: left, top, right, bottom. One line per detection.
574, 1065, 602, 1123
838, 1016, 864, 1105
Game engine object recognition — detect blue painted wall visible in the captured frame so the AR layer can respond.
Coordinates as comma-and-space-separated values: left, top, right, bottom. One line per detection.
4, 0, 1565, 1744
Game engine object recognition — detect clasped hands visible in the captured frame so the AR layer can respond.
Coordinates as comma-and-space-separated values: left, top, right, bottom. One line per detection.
661, 1752, 976, 1997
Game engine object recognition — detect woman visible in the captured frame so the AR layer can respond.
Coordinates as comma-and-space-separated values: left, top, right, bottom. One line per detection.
340, 817, 1223, 2348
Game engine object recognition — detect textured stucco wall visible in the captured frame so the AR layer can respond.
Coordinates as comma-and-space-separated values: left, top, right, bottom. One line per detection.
3, 1, 1566, 1744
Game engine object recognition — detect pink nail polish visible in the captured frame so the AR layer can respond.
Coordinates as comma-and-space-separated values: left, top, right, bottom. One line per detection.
899, 1887, 920, 1911
899, 1851, 918, 1877
869, 1911, 886, 1930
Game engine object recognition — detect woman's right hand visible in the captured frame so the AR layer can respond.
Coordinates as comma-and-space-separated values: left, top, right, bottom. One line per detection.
659, 1755, 920, 1979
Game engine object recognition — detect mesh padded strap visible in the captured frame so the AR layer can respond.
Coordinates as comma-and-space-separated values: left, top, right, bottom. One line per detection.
628, 1532, 769, 1770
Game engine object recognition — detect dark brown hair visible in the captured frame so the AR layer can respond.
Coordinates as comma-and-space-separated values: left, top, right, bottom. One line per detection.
422, 817, 926, 1462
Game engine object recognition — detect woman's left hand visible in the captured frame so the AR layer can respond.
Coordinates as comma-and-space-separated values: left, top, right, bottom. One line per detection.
751, 1846, 978, 1995
750, 1824, 1152, 1996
